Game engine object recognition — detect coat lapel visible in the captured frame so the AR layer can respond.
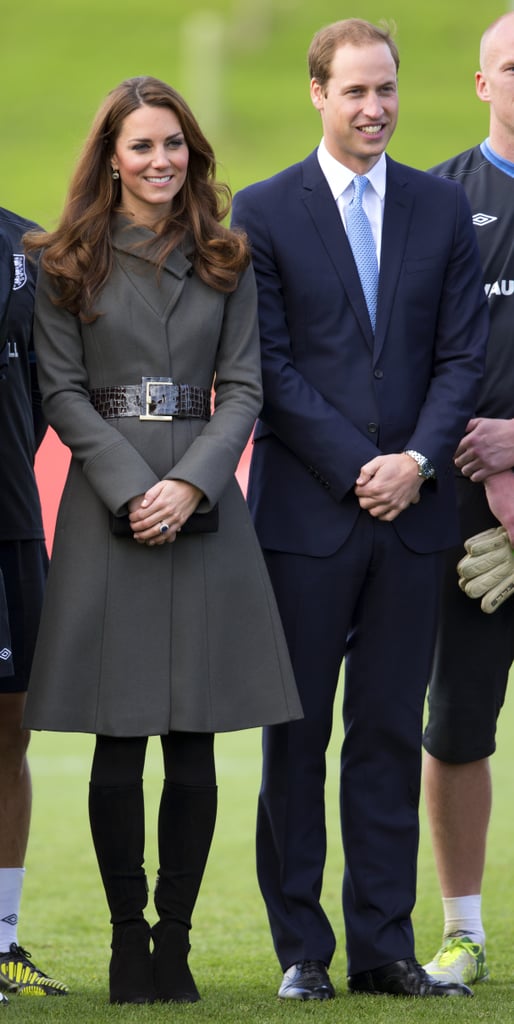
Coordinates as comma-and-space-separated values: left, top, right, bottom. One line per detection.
374, 158, 414, 363
111, 216, 193, 322
300, 152, 374, 349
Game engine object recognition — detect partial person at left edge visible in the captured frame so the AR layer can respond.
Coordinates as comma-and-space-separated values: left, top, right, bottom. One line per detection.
0, 207, 69, 996
0, 560, 18, 1007
0, 225, 16, 1007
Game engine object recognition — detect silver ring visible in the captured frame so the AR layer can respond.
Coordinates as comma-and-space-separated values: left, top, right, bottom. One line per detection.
159, 522, 170, 535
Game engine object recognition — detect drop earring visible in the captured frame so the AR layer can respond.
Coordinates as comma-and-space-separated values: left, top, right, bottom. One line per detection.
112, 168, 120, 180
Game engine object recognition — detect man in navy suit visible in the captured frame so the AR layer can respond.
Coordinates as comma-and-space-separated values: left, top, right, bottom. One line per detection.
232, 18, 488, 1001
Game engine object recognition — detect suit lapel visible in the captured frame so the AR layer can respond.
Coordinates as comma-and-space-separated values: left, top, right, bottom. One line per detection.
301, 153, 374, 349
300, 153, 416, 358
374, 158, 414, 363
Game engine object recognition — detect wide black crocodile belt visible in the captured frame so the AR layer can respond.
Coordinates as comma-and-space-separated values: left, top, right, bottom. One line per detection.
89, 377, 211, 421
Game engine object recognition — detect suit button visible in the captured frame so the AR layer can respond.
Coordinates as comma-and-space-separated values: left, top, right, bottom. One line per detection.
373, 369, 383, 379
367, 422, 378, 433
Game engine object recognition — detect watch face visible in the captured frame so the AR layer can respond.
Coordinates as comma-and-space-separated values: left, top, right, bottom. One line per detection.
405, 450, 434, 479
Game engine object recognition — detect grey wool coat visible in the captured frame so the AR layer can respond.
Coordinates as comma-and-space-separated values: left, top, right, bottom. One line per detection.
24, 217, 302, 737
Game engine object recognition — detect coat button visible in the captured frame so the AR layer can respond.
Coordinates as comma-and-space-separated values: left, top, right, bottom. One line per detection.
367, 422, 378, 433
373, 369, 383, 379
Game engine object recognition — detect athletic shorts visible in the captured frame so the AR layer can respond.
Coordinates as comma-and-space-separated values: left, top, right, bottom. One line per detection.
423, 476, 514, 763
0, 568, 14, 677
0, 540, 48, 694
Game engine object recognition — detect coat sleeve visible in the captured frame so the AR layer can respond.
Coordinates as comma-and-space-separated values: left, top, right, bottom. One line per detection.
164, 263, 263, 505
34, 268, 159, 514
232, 185, 382, 503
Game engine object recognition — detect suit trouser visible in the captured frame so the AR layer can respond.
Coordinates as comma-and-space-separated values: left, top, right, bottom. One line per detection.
258, 512, 442, 976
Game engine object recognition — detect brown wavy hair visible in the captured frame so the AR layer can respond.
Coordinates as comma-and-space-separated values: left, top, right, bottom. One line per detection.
24, 76, 250, 321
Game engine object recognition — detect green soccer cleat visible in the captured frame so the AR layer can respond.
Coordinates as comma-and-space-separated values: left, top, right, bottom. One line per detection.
424, 934, 489, 986
0, 944, 68, 996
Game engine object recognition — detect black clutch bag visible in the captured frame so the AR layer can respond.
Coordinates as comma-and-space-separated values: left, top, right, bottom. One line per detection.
109, 505, 218, 538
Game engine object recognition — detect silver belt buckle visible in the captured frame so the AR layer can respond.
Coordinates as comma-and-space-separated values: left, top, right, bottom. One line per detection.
140, 377, 175, 421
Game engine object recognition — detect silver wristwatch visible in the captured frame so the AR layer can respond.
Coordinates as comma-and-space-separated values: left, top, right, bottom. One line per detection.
404, 449, 436, 480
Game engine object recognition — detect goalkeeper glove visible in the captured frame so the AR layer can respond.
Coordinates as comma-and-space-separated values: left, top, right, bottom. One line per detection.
457, 526, 514, 613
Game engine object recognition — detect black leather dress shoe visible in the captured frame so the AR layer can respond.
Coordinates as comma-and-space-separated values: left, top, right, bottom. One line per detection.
278, 960, 335, 1000
348, 957, 473, 997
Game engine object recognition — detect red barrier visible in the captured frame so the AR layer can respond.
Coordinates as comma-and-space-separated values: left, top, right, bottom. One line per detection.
35, 428, 252, 553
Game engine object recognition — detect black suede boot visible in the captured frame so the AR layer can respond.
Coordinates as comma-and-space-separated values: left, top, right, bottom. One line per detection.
109, 920, 154, 1005
88, 782, 155, 1004
152, 781, 217, 1002
152, 919, 200, 1002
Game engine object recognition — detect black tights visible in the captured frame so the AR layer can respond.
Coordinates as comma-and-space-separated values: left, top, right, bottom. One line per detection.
88, 730, 218, 948
90, 730, 216, 788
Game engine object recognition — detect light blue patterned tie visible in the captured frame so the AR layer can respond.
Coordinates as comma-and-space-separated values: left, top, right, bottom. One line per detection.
345, 175, 379, 332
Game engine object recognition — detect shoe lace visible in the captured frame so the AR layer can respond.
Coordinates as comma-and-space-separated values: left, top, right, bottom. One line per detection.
299, 960, 327, 982
438, 936, 483, 965
6, 943, 49, 979
406, 958, 429, 980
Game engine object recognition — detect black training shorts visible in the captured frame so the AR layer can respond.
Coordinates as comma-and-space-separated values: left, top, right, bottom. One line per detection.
0, 540, 48, 694
423, 476, 514, 763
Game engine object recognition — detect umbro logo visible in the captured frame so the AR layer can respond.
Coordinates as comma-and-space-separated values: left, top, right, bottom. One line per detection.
0, 648, 12, 661
473, 213, 498, 227
1, 915, 17, 926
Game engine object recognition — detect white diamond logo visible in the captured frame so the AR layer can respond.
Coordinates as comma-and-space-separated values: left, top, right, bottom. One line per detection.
473, 213, 498, 227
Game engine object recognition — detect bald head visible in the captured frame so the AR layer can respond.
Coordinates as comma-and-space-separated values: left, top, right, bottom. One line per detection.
476, 10, 514, 158
480, 11, 514, 72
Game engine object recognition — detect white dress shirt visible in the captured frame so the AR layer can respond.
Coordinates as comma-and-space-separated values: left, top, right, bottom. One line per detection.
317, 139, 386, 267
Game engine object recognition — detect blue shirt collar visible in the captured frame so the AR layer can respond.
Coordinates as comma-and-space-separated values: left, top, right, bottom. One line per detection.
480, 138, 514, 178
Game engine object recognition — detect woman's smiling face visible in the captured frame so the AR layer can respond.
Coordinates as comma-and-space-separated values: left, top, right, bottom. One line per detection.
111, 103, 189, 228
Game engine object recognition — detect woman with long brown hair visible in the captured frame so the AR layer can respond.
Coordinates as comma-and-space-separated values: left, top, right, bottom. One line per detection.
24, 76, 301, 1005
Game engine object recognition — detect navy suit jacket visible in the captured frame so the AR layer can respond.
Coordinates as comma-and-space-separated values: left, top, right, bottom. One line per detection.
232, 151, 489, 556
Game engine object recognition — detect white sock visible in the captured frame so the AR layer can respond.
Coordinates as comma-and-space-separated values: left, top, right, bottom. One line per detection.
0, 868, 25, 952
442, 895, 485, 948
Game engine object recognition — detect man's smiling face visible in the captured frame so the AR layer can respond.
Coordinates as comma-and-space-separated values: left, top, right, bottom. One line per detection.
310, 41, 399, 173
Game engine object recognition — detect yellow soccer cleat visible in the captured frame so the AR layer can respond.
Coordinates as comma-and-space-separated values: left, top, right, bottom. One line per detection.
0, 944, 68, 996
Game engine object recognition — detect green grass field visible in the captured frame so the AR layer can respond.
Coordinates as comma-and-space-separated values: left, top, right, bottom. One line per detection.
3, 0, 514, 1019
0, 0, 509, 226
7, 682, 514, 1022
